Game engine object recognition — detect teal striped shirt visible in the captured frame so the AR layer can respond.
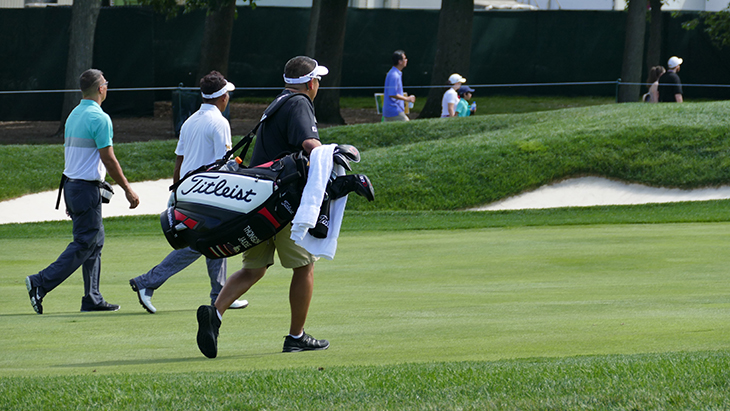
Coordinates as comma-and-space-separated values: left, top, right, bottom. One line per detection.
63, 99, 113, 181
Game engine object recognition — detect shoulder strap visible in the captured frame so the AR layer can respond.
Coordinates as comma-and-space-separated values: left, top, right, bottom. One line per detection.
224, 92, 308, 163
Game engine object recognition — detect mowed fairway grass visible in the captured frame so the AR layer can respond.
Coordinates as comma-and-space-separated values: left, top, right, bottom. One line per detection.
1, 213, 729, 409
2, 99, 730, 409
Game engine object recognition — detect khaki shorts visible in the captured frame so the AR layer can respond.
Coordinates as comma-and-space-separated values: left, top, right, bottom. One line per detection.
383, 112, 409, 122
241, 223, 318, 269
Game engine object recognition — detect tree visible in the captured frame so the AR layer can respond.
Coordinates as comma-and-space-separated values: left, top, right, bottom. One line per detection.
418, 0, 474, 119
306, 0, 348, 125
198, 0, 237, 79
683, 3, 730, 49
645, 0, 664, 70
618, 0, 647, 103
142, 0, 255, 78
55, 0, 101, 137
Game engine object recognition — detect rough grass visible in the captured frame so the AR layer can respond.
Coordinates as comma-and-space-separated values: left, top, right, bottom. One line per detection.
2, 352, 729, 410
6, 101, 730, 209
320, 101, 730, 210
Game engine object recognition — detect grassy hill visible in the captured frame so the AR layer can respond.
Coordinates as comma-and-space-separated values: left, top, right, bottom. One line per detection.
320, 101, 730, 210
4, 101, 730, 211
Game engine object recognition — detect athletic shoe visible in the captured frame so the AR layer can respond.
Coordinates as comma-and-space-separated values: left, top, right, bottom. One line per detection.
228, 299, 249, 310
129, 278, 156, 314
25, 276, 43, 314
282, 331, 330, 353
196, 305, 220, 358
81, 301, 120, 312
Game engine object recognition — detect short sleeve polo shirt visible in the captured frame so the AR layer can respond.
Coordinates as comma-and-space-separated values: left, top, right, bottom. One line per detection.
250, 90, 319, 167
383, 66, 405, 118
175, 104, 233, 177
63, 99, 113, 181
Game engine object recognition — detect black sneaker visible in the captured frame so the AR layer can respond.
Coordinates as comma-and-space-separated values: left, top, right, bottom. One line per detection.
81, 301, 120, 312
25, 276, 43, 314
196, 305, 221, 358
282, 331, 330, 353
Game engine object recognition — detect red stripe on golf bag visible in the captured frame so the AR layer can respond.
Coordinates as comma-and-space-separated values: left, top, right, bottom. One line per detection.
258, 207, 281, 229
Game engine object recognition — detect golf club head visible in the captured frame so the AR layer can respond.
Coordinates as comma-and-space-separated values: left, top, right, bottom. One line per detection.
333, 153, 353, 171
335, 144, 360, 163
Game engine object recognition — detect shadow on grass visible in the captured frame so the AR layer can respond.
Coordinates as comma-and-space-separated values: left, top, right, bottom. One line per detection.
52, 351, 283, 368
0, 309, 203, 318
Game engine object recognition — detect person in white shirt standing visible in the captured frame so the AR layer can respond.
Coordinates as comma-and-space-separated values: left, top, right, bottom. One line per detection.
129, 71, 247, 314
441, 73, 466, 118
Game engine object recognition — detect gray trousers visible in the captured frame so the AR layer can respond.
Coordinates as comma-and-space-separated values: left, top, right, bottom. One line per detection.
29, 180, 105, 308
131, 247, 226, 304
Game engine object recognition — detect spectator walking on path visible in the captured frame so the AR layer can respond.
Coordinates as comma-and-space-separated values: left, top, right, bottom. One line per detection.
383, 50, 416, 122
129, 71, 248, 314
441, 73, 466, 117
643, 66, 665, 103
659, 56, 683, 103
455, 85, 476, 117
26, 68, 140, 314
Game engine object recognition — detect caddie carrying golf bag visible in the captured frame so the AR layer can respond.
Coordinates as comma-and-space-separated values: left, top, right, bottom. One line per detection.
160, 93, 374, 259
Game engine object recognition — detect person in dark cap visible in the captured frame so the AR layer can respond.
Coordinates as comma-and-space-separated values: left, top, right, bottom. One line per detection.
455, 85, 476, 117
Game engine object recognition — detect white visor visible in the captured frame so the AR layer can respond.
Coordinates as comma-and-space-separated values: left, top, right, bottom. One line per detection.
201, 81, 235, 99
283, 62, 329, 84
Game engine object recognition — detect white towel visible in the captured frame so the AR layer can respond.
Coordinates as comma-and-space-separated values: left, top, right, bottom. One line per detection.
290, 144, 347, 260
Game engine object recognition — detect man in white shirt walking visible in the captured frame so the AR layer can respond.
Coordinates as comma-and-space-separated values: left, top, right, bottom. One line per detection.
129, 71, 247, 313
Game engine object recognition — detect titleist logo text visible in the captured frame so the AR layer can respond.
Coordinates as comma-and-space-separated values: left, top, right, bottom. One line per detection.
181, 175, 257, 202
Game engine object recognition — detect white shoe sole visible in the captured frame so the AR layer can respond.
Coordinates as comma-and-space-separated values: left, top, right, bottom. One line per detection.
228, 299, 249, 309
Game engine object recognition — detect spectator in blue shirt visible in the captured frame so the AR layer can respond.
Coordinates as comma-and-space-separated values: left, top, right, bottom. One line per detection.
383, 50, 416, 122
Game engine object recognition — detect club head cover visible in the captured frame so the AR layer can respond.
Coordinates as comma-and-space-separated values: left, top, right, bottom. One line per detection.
334, 144, 361, 163
333, 153, 353, 171
328, 174, 375, 202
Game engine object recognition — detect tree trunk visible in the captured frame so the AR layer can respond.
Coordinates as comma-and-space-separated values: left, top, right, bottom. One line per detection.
305, 0, 321, 57
198, 0, 237, 79
419, 0, 474, 119
55, 0, 101, 137
645, 0, 663, 69
308, 0, 348, 125
618, 0, 647, 103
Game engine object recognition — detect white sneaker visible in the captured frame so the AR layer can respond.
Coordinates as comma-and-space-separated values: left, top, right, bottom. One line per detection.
129, 279, 156, 314
229, 299, 249, 309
